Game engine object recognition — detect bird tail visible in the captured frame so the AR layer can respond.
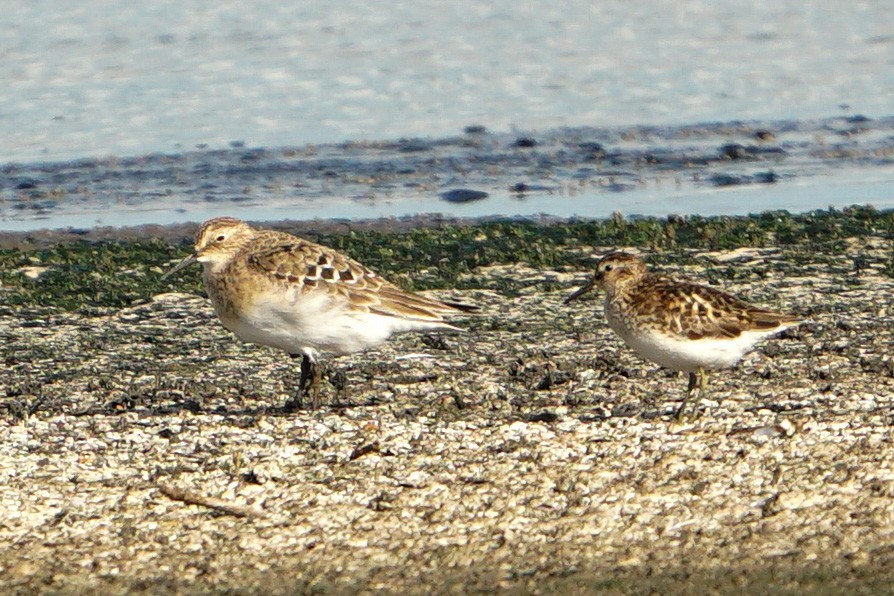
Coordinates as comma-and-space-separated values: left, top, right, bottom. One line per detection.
751, 309, 804, 330
440, 300, 481, 314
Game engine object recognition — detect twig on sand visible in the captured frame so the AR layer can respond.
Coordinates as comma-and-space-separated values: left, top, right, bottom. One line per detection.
157, 483, 269, 519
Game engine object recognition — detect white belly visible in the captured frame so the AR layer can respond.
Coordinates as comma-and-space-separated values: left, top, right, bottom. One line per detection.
217, 289, 453, 358
605, 302, 790, 372
614, 326, 760, 372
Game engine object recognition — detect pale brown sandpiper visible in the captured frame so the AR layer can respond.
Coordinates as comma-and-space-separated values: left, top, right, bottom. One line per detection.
165, 217, 476, 409
565, 252, 804, 418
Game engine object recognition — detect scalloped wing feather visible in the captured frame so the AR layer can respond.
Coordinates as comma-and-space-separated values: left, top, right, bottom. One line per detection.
245, 237, 466, 324
639, 279, 800, 340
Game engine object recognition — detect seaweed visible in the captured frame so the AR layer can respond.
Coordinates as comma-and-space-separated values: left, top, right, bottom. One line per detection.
0, 206, 891, 311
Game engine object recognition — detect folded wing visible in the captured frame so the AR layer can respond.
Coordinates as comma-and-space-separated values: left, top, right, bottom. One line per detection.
646, 280, 800, 340
246, 239, 472, 324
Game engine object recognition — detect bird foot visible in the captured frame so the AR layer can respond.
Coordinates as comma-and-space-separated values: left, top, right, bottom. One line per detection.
283, 354, 319, 412
284, 355, 346, 412
672, 403, 703, 422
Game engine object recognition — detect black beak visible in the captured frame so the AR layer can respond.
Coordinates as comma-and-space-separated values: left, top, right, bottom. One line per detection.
563, 274, 599, 304
162, 253, 199, 280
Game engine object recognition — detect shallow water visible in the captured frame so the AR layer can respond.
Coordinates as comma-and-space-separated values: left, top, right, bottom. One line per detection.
1, 117, 893, 231
3, 1, 893, 164
2, 2, 893, 230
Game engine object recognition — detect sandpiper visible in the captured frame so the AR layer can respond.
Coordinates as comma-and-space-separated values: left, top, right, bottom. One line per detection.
565, 251, 803, 418
165, 217, 476, 409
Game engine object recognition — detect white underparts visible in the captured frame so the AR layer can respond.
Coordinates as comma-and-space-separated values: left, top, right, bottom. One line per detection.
219, 288, 456, 357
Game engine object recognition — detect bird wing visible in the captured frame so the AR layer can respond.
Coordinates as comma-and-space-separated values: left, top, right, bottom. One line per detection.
245, 238, 468, 323
644, 279, 800, 340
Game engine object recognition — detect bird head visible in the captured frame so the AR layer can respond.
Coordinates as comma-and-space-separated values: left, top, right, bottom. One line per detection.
564, 251, 647, 303
164, 216, 255, 278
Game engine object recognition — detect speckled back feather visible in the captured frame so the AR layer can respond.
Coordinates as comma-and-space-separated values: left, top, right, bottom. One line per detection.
572, 251, 803, 341
625, 276, 801, 340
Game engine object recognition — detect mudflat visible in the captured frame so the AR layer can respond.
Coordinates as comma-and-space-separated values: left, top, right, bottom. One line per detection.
1, 209, 893, 593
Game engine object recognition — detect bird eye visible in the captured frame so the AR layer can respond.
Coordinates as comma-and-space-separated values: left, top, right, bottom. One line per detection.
604, 264, 614, 272
215, 234, 226, 242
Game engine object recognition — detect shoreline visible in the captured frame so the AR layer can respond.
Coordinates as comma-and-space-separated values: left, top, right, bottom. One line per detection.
3, 115, 894, 235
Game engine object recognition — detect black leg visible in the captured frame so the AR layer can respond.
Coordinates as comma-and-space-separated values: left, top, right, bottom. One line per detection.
299, 354, 315, 395
283, 353, 316, 412
328, 367, 348, 406
687, 371, 699, 393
